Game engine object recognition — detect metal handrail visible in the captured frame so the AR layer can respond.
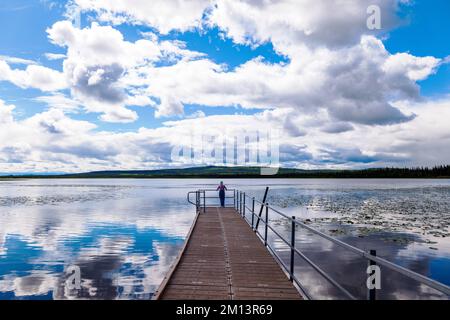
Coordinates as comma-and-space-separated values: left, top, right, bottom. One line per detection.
248, 202, 356, 299
186, 191, 198, 206
234, 190, 450, 299
187, 189, 237, 212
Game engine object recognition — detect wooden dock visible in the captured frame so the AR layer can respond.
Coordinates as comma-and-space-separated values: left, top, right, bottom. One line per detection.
155, 207, 302, 300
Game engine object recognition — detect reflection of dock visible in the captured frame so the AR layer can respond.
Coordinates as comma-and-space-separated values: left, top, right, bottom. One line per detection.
154, 206, 301, 300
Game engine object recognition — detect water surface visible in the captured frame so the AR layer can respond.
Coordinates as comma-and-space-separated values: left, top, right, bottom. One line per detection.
0, 179, 449, 299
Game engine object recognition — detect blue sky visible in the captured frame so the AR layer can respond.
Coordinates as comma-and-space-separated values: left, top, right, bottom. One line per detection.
0, 1, 449, 172
0, 0, 288, 129
384, 0, 450, 97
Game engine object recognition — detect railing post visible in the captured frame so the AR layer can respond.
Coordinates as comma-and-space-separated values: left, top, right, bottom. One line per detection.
290, 216, 296, 281
239, 192, 242, 214
203, 190, 206, 213
195, 191, 198, 212
367, 249, 377, 300
264, 203, 269, 246
239, 191, 243, 215
251, 197, 255, 230
233, 189, 236, 209
243, 193, 246, 218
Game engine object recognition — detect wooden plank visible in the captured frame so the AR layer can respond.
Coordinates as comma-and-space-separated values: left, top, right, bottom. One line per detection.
157, 207, 302, 300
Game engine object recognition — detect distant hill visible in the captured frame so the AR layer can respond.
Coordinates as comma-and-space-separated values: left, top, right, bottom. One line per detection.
1, 165, 450, 179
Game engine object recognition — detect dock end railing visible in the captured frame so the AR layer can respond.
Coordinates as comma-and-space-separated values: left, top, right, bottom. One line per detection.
187, 189, 237, 213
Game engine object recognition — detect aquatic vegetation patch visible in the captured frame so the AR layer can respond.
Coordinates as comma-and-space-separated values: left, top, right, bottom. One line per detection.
268, 187, 450, 241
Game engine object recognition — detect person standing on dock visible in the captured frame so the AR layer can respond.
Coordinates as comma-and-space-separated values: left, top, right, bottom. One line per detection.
216, 181, 227, 207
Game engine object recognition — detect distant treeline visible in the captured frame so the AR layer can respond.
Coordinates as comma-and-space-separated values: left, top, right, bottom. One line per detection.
3, 165, 450, 179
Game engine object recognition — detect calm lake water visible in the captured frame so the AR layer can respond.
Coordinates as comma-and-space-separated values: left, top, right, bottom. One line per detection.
0, 179, 449, 300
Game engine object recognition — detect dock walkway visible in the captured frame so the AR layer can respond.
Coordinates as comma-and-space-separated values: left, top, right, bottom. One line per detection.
155, 207, 302, 300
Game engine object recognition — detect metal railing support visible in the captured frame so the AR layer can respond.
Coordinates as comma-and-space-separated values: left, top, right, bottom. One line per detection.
237, 190, 239, 210
203, 190, 206, 213
195, 191, 198, 212
243, 193, 246, 218
264, 203, 269, 246
290, 216, 296, 281
240, 192, 242, 215
238, 190, 240, 211
255, 187, 269, 230
251, 197, 255, 230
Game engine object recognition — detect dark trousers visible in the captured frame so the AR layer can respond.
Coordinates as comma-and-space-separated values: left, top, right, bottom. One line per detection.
219, 190, 225, 207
